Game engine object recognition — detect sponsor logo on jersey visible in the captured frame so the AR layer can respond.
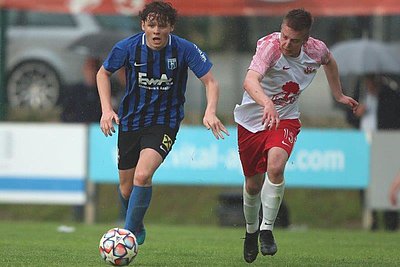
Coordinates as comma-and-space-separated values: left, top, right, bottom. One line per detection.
138, 72, 173, 90
271, 81, 300, 107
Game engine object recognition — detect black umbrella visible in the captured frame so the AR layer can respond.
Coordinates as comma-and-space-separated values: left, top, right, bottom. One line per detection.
68, 31, 133, 59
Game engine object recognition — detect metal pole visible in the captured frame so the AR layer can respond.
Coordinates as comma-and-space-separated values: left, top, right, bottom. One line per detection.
0, 8, 8, 120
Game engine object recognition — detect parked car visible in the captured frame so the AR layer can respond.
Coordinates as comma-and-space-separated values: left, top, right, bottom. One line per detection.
5, 10, 137, 110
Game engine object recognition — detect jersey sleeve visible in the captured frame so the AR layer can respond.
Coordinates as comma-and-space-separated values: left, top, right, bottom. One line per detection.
304, 37, 331, 65
249, 33, 281, 76
103, 38, 129, 73
184, 40, 212, 78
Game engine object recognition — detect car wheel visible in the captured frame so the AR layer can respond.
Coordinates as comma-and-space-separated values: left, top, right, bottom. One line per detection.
7, 61, 61, 109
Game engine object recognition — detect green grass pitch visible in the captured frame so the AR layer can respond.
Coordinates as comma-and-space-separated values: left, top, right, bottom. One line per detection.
1, 221, 399, 266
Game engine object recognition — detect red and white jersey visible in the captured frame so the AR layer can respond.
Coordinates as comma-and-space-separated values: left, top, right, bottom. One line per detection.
234, 32, 330, 133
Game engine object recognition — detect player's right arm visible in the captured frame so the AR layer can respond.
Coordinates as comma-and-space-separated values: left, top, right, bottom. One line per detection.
243, 69, 280, 130
96, 66, 119, 137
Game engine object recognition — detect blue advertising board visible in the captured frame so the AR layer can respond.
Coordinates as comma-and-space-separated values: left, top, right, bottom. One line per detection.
88, 125, 369, 189
285, 129, 369, 188
88, 126, 119, 183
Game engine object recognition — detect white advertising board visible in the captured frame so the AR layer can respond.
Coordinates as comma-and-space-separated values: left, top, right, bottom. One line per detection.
0, 123, 87, 205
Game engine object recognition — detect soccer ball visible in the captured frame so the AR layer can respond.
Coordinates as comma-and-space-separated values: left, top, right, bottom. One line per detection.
99, 228, 138, 266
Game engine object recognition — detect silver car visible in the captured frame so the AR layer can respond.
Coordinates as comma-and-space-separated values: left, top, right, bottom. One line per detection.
6, 10, 136, 110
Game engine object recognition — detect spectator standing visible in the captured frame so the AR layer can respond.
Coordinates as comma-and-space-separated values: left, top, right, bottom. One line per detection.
61, 56, 102, 123
377, 76, 400, 230
353, 75, 380, 230
354, 74, 379, 132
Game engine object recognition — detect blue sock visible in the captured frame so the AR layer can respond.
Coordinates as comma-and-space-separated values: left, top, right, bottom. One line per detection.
118, 186, 129, 221
124, 185, 152, 234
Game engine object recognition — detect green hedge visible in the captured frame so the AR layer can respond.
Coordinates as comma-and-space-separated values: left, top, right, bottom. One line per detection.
0, 185, 364, 229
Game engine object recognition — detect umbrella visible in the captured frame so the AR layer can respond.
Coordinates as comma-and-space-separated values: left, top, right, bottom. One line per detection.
68, 31, 132, 59
330, 39, 400, 76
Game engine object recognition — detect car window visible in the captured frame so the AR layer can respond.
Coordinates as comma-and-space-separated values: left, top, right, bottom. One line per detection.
94, 15, 139, 32
7, 10, 76, 27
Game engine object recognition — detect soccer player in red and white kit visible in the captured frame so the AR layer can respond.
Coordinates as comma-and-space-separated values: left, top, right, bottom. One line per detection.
234, 9, 358, 263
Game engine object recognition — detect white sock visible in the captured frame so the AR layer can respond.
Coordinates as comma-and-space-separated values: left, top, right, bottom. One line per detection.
260, 175, 285, 231
243, 185, 261, 234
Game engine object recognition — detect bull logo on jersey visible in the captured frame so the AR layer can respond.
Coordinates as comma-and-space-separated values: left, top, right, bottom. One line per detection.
271, 81, 300, 107
167, 58, 177, 70
160, 134, 173, 153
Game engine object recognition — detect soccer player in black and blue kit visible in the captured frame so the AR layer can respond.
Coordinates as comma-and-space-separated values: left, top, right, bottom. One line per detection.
96, 1, 229, 245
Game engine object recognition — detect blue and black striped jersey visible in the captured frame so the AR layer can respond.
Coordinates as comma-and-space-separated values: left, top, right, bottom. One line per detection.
103, 32, 212, 132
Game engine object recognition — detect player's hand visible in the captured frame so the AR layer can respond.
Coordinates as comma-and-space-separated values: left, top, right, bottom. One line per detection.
354, 103, 366, 118
100, 110, 120, 137
262, 101, 280, 130
336, 94, 359, 113
203, 114, 230, 140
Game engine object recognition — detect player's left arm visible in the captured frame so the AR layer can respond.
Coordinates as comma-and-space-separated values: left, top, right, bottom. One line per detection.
199, 70, 230, 140
323, 53, 359, 113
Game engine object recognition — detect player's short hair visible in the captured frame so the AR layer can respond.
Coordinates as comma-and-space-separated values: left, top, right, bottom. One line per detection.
283, 9, 313, 32
139, 1, 178, 27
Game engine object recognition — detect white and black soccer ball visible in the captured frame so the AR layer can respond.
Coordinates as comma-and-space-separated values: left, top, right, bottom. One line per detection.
99, 228, 138, 266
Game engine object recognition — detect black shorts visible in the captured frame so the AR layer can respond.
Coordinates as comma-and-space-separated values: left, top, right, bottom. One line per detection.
117, 125, 178, 170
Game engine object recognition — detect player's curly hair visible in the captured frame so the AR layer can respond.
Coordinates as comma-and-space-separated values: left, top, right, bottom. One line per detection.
283, 9, 313, 32
139, 1, 178, 27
